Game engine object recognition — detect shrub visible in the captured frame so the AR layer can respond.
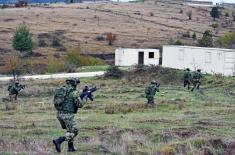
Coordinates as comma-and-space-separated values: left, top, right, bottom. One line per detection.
13, 24, 34, 54
168, 38, 184, 45
182, 31, 190, 38
225, 12, 229, 17
96, 35, 104, 41
104, 65, 123, 79
197, 30, 213, 47
217, 31, 235, 48
179, 9, 183, 14
149, 12, 154, 16
66, 49, 105, 67
38, 39, 47, 47
46, 56, 65, 73
192, 32, 197, 39
2, 55, 22, 80
211, 23, 219, 30
24, 58, 36, 74
187, 10, 192, 20
51, 37, 61, 47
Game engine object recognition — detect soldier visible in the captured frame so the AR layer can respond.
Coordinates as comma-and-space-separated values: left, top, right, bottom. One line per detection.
183, 68, 191, 90
53, 78, 83, 153
7, 81, 25, 101
191, 69, 203, 91
145, 81, 160, 107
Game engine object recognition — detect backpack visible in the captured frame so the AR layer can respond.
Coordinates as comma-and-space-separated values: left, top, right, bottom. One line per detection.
145, 86, 151, 94
8, 85, 13, 92
53, 86, 69, 110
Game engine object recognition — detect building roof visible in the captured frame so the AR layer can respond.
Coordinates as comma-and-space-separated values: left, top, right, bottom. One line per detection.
163, 45, 235, 52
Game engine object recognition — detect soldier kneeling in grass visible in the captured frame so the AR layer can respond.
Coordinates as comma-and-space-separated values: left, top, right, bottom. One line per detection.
145, 81, 160, 107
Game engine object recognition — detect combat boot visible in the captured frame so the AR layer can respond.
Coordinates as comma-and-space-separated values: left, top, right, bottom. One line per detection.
68, 141, 77, 152
53, 136, 66, 153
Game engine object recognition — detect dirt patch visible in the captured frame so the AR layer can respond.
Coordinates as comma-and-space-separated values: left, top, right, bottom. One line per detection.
3, 18, 16, 22
0, 138, 49, 154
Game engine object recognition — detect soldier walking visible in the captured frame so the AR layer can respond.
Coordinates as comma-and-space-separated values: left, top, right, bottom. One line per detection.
145, 81, 160, 107
53, 78, 83, 153
191, 69, 203, 91
183, 68, 192, 90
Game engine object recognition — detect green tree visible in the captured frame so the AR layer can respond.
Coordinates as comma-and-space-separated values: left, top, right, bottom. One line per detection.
210, 7, 220, 21
198, 30, 213, 47
13, 25, 34, 54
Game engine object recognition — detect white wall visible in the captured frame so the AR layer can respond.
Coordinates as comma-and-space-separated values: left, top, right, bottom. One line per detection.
115, 48, 160, 66
162, 45, 235, 76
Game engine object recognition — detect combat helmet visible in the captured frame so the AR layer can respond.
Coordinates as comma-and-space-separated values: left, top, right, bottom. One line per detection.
66, 78, 80, 86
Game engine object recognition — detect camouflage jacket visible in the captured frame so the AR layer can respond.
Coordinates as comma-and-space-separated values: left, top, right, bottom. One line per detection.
145, 84, 159, 97
8, 84, 22, 94
184, 71, 191, 80
60, 86, 83, 113
192, 71, 203, 80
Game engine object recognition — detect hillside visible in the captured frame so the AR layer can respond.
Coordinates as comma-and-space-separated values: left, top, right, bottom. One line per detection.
0, 1, 234, 72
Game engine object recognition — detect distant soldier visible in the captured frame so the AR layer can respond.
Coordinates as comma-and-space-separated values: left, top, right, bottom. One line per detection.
53, 78, 83, 153
183, 68, 192, 90
191, 69, 203, 91
7, 81, 25, 102
145, 81, 160, 107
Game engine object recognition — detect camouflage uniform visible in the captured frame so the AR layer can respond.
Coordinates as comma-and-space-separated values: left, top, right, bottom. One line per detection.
183, 69, 191, 90
57, 89, 81, 142
191, 70, 203, 91
145, 82, 159, 106
8, 82, 24, 101
53, 79, 83, 153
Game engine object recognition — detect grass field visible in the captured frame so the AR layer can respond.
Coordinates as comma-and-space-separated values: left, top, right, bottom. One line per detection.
0, 71, 235, 154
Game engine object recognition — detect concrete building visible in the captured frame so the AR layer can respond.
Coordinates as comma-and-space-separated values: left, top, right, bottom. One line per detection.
115, 48, 160, 66
162, 45, 235, 76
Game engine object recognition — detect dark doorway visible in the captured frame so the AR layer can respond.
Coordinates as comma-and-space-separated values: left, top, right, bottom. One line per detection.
138, 52, 144, 65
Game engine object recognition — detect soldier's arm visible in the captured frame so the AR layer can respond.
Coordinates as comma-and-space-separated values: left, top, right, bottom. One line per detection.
73, 91, 84, 108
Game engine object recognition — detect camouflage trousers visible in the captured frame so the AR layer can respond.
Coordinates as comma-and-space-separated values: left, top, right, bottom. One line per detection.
183, 79, 191, 90
191, 79, 201, 91
57, 111, 78, 142
146, 95, 154, 106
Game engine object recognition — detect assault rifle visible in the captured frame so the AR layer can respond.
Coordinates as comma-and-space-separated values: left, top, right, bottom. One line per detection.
74, 86, 99, 113
80, 86, 98, 101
